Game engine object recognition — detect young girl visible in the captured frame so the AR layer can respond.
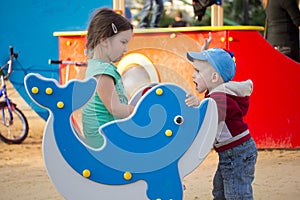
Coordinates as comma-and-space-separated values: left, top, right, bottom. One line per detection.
82, 8, 134, 148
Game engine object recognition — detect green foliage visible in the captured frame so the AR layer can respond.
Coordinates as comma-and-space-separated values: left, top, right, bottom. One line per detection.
223, 0, 266, 26
160, 10, 177, 27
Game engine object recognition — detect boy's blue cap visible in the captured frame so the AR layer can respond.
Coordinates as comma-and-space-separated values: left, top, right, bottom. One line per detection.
187, 48, 236, 82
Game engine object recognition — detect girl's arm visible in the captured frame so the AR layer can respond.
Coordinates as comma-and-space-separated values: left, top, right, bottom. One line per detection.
96, 74, 134, 118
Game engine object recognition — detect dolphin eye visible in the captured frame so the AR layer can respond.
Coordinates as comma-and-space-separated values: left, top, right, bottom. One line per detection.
174, 115, 184, 125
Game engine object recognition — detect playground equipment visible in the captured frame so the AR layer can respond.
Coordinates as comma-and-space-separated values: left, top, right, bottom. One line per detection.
2, 1, 299, 149
24, 73, 218, 200
53, 26, 300, 149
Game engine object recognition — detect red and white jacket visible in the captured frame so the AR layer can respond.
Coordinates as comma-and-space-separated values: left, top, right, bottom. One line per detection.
206, 80, 253, 152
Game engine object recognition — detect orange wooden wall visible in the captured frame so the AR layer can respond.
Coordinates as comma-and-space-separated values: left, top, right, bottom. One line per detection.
55, 27, 300, 149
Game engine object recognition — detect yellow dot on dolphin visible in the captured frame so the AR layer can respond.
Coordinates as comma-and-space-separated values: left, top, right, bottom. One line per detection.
165, 129, 173, 137
156, 88, 163, 96
57, 101, 64, 109
31, 87, 39, 94
45, 87, 53, 95
123, 171, 132, 180
82, 169, 90, 178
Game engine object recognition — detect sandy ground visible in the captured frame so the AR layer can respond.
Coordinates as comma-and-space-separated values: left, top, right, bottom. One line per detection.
1, 118, 300, 200
1, 83, 300, 200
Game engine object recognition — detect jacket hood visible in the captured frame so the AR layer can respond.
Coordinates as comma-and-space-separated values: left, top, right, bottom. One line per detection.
208, 79, 253, 116
209, 79, 253, 97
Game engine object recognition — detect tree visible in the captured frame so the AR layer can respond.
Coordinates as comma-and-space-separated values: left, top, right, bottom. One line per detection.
224, 0, 266, 26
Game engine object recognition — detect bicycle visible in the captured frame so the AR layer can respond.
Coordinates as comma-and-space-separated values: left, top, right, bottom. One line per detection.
48, 59, 87, 83
0, 46, 29, 144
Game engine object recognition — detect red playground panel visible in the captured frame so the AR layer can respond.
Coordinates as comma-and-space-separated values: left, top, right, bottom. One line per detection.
54, 26, 300, 149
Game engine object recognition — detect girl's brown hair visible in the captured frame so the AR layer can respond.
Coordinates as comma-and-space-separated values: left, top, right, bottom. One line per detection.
86, 8, 133, 53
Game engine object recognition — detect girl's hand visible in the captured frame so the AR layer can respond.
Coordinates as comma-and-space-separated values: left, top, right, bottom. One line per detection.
185, 93, 200, 107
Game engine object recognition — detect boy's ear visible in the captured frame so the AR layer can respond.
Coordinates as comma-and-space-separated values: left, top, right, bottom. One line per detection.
211, 72, 220, 83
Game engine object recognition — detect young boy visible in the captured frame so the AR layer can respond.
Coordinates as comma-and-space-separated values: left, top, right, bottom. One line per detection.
185, 48, 257, 199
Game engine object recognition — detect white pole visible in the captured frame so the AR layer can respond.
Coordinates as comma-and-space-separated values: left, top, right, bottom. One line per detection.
211, 4, 223, 26
113, 0, 125, 16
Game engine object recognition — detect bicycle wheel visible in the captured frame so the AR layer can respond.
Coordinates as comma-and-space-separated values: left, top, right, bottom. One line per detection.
0, 106, 29, 144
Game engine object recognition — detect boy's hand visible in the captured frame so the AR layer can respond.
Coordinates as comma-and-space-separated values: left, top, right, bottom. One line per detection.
201, 32, 212, 51
185, 93, 200, 107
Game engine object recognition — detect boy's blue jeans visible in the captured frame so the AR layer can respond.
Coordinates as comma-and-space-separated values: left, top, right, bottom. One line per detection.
213, 138, 257, 200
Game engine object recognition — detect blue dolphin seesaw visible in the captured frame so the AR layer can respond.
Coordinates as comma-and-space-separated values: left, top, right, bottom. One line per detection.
24, 73, 217, 200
